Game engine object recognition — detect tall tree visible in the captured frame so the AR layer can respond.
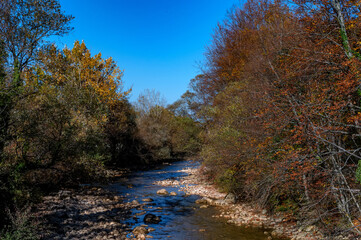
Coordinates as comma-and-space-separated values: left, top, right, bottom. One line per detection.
0, 0, 73, 71
0, 40, 8, 157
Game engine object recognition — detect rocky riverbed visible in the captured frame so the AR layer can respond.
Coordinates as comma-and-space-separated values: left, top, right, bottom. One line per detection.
154, 166, 354, 240
34, 186, 162, 240
33, 161, 353, 239
34, 186, 132, 240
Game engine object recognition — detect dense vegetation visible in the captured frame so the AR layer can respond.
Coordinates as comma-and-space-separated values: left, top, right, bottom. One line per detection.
0, 0, 200, 238
187, 0, 361, 236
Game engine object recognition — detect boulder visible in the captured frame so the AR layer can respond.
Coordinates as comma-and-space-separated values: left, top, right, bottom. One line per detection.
224, 193, 236, 204
170, 191, 177, 196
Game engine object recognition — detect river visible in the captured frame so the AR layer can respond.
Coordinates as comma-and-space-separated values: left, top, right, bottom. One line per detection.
106, 160, 287, 240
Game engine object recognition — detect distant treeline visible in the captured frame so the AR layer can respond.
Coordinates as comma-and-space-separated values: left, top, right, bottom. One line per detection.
186, 0, 361, 236
0, 0, 200, 237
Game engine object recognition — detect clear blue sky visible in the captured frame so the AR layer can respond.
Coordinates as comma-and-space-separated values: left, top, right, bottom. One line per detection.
54, 0, 241, 103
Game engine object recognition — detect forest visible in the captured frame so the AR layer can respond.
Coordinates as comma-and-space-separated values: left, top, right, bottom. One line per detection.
1, 0, 361, 239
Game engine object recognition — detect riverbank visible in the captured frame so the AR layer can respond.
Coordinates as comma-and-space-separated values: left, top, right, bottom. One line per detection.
34, 186, 132, 240
33, 167, 163, 240
155, 164, 352, 240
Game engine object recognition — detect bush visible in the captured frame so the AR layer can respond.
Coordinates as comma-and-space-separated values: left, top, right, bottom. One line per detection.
1, 207, 39, 240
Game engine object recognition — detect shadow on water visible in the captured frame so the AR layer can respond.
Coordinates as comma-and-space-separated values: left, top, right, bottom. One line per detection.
107, 161, 288, 240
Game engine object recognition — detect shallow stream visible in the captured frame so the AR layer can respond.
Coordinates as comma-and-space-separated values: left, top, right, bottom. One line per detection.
107, 160, 286, 240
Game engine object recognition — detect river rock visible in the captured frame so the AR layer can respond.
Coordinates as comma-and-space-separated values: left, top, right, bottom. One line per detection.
213, 199, 227, 206
137, 234, 146, 240
135, 211, 147, 216
195, 198, 208, 204
132, 226, 148, 235
113, 196, 121, 201
142, 198, 154, 202
224, 193, 236, 204
170, 191, 177, 196
157, 189, 169, 195
144, 213, 161, 224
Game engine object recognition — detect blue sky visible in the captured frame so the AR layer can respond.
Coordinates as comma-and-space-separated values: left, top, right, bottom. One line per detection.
54, 0, 241, 103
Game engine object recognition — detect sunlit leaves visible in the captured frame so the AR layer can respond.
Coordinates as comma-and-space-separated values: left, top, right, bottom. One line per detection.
35, 41, 130, 105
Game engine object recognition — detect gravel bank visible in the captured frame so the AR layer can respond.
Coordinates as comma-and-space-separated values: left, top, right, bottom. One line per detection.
155, 166, 333, 240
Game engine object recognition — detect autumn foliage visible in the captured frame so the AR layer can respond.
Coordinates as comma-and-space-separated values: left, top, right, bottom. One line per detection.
189, 0, 361, 236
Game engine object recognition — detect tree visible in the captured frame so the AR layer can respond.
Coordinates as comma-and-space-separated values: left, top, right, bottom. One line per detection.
0, 0, 73, 164
4, 41, 131, 188
35, 41, 129, 104
0, 0, 72, 228
134, 90, 170, 161
0, 40, 9, 158
0, 0, 73, 71
134, 89, 167, 118
134, 89, 201, 162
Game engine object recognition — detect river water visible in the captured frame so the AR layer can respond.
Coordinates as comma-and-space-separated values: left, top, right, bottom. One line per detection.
107, 160, 287, 240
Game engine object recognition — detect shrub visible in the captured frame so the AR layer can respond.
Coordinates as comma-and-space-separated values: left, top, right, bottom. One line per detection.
1, 207, 38, 240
